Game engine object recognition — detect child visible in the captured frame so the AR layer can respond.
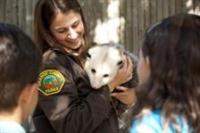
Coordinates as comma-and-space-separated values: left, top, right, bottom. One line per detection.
130, 14, 200, 132
0, 23, 41, 133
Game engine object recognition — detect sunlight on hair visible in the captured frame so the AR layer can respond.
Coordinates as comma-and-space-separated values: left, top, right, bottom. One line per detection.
94, 0, 125, 44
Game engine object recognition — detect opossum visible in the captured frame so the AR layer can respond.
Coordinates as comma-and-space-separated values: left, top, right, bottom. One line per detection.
84, 42, 138, 133
84, 42, 138, 89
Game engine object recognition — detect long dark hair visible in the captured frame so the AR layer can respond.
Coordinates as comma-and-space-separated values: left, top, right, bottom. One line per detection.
134, 14, 200, 132
34, 0, 88, 55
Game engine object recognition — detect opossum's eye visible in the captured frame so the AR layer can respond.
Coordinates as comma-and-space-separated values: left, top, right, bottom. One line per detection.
86, 52, 91, 58
91, 68, 96, 74
117, 60, 123, 66
103, 74, 109, 78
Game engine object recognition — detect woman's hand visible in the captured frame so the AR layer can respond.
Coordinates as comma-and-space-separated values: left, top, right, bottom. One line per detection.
108, 55, 133, 92
111, 86, 136, 106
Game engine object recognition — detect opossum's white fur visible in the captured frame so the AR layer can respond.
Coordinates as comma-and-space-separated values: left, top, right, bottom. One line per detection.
84, 43, 124, 89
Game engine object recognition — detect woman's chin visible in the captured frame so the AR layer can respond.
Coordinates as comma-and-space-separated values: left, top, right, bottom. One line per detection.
73, 43, 82, 51
63, 39, 85, 55
70, 40, 82, 50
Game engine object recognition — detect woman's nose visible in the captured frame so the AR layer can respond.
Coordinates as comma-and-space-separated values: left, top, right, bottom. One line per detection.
67, 28, 78, 39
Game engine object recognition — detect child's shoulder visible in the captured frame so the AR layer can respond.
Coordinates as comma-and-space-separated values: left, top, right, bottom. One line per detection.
130, 109, 162, 133
130, 109, 191, 133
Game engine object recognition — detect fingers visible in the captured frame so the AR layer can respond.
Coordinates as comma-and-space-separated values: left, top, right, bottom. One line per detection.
111, 91, 124, 98
111, 89, 131, 104
111, 55, 134, 88
126, 56, 131, 68
111, 86, 128, 97
121, 55, 128, 70
111, 87, 137, 105
122, 56, 132, 71
127, 56, 133, 72
124, 56, 133, 82
116, 86, 127, 91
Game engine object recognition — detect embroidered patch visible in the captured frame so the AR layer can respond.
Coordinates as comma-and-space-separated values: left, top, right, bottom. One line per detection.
38, 69, 66, 96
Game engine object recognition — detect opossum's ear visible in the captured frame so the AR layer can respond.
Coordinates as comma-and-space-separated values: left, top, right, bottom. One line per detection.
92, 42, 98, 46
86, 52, 91, 58
117, 60, 123, 66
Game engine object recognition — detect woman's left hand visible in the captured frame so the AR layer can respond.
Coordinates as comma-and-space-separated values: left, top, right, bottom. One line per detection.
108, 56, 133, 92
111, 86, 136, 107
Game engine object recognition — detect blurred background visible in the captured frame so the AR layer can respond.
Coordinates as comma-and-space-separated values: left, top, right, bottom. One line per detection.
0, 0, 199, 132
0, 0, 199, 55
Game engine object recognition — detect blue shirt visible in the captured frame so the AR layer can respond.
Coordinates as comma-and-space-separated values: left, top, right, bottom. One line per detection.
130, 109, 191, 133
0, 121, 25, 133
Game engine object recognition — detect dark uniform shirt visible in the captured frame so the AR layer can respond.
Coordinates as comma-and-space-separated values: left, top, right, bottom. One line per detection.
33, 49, 119, 133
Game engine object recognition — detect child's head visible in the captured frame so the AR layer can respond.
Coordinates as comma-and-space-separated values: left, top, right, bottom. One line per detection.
0, 23, 41, 122
34, 0, 88, 55
137, 14, 200, 130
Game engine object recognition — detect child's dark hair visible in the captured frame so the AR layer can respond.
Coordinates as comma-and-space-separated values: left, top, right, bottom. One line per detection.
0, 23, 42, 112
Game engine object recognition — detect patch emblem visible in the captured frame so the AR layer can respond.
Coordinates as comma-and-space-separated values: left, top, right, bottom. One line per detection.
38, 69, 66, 96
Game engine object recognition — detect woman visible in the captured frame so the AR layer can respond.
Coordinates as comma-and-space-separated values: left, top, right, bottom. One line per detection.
130, 14, 200, 133
33, 0, 135, 133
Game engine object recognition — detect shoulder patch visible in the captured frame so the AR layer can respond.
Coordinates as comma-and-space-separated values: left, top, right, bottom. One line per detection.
38, 69, 66, 96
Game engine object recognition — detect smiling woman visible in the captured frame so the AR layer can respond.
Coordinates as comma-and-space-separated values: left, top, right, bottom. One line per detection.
32, 0, 135, 133
33, 0, 88, 56
50, 10, 85, 53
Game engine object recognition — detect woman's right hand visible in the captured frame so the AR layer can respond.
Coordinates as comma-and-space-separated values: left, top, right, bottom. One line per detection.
108, 55, 133, 92
111, 86, 136, 106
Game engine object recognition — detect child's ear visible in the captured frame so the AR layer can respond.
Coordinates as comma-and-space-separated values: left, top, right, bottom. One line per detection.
144, 56, 151, 76
19, 83, 38, 105
18, 83, 38, 121
145, 56, 150, 66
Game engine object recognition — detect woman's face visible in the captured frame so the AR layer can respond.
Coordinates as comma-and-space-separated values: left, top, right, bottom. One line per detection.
50, 10, 85, 51
137, 50, 151, 85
